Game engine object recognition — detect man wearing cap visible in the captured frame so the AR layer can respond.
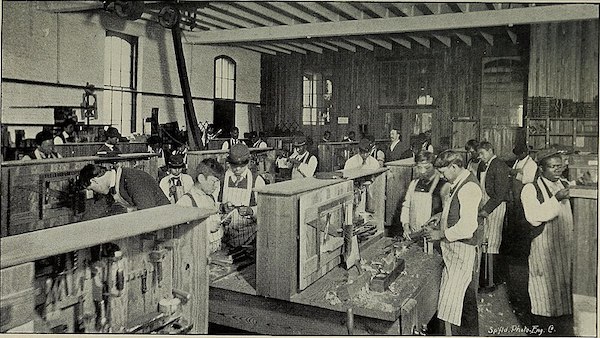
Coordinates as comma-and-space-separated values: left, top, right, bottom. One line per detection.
97, 127, 122, 155
54, 119, 77, 144
344, 138, 380, 170
286, 136, 318, 179
476, 141, 511, 289
521, 149, 572, 318
221, 126, 241, 150
22, 130, 63, 160
78, 163, 169, 217
219, 143, 266, 248
159, 154, 194, 204
385, 128, 403, 162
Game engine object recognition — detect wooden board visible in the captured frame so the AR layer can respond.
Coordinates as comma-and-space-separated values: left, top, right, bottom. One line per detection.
55, 142, 147, 158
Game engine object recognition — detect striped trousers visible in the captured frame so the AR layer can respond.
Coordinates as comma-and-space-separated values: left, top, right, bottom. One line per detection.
483, 202, 506, 254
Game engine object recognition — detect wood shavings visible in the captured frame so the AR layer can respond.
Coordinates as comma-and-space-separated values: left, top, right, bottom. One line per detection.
325, 291, 342, 305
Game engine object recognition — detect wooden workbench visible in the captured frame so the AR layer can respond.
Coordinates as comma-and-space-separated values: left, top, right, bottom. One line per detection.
208, 237, 442, 335
186, 147, 276, 183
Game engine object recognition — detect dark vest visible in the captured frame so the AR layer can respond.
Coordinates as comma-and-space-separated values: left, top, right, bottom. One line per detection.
446, 173, 482, 246
527, 176, 569, 239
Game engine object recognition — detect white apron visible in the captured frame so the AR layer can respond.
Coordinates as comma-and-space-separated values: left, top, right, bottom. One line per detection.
222, 169, 255, 247
437, 175, 477, 326
408, 175, 441, 232
480, 166, 506, 254
528, 179, 573, 317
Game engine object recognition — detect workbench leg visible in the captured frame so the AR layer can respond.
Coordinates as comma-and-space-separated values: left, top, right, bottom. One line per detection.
444, 321, 452, 336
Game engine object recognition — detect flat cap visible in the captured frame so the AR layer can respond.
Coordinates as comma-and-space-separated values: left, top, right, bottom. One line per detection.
227, 143, 250, 165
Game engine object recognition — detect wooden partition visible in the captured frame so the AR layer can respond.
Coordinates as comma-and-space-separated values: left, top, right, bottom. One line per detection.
206, 139, 250, 150
265, 136, 295, 153
1, 154, 158, 237
570, 187, 598, 336
384, 159, 415, 233
0, 205, 212, 333
54, 142, 148, 157
340, 167, 388, 235
186, 148, 276, 183
317, 141, 358, 172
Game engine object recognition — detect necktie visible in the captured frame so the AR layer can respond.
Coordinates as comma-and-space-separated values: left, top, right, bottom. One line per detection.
170, 177, 182, 201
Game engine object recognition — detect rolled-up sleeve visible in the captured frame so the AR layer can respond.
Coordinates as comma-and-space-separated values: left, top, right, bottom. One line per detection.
445, 181, 481, 242
521, 183, 560, 226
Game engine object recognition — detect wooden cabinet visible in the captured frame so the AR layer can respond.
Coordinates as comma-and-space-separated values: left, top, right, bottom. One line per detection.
527, 117, 598, 152
0, 205, 213, 333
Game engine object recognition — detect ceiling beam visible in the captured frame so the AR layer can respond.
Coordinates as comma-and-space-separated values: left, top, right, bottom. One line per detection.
366, 37, 392, 50
480, 31, 494, 46
272, 43, 307, 54
208, 3, 274, 27
507, 29, 518, 44
36, 1, 102, 13
192, 13, 239, 30
423, 3, 441, 15
233, 2, 296, 26
409, 35, 430, 48
361, 2, 389, 18
456, 3, 470, 13
455, 32, 472, 46
241, 46, 277, 55
184, 4, 599, 44
312, 41, 338, 52
390, 3, 422, 16
288, 42, 323, 54
432, 34, 451, 47
389, 36, 411, 49
326, 40, 356, 52
345, 38, 374, 51
296, 2, 339, 22
326, 2, 366, 20
200, 8, 258, 28
266, 2, 319, 23
253, 43, 292, 54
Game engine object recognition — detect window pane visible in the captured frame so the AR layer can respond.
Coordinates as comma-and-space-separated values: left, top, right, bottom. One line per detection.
215, 59, 222, 78
227, 80, 234, 100
228, 61, 234, 80
215, 80, 222, 98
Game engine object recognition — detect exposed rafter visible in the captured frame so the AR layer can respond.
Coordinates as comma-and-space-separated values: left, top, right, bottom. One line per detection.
389, 36, 411, 49
208, 3, 274, 27
233, 2, 295, 25
326, 40, 357, 52
201, 8, 257, 28
345, 38, 374, 51
289, 42, 323, 53
185, 4, 598, 44
456, 3, 470, 13
432, 34, 451, 47
326, 2, 367, 20
254, 43, 292, 54
507, 29, 518, 44
266, 1, 319, 23
361, 2, 389, 18
390, 3, 422, 16
366, 37, 392, 50
312, 41, 339, 52
241, 45, 276, 55
480, 31, 494, 45
295, 2, 339, 22
192, 12, 241, 29
455, 32, 472, 46
272, 42, 307, 54
409, 35, 430, 48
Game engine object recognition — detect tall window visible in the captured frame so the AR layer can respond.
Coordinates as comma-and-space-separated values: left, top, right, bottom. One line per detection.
302, 73, 332, 125
103, 31, 138, 134
214, 56, 236, 100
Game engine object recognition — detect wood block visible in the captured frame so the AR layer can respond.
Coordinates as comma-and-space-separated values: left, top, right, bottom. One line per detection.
370, 258, 405, 293
336, 271, 372, 301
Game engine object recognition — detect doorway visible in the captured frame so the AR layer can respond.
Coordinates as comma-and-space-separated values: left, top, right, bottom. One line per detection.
213, 100, 235, 138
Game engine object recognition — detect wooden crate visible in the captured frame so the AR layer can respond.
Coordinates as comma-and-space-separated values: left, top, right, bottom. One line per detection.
254, 178, 353, 300
0, 263, 34, 332
570, 187, 598, 336
1, 154, 158, 237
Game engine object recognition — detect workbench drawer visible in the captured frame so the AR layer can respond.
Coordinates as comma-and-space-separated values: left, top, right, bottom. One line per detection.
399, 266, 441, 335
1, 263, 35, 332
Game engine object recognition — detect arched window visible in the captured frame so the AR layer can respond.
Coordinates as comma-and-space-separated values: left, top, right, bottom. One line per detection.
214, 56, 236, 100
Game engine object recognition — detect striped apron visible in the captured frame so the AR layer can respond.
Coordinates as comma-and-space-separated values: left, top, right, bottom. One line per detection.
408, 175, 441, 232
221, 170, 256, 248
437, 177, 477, 326
528, 179, 573, 317
480, 167, 506, 254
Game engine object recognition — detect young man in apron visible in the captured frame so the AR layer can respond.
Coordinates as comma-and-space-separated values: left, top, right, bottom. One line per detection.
78, 163, 169, 218
218, 144, 266, 249
159, 154, 194, 204
521, 149, 572, 318
401, 151, 447, 239
22, 131, 62, 160
286, 136, 318, 180
476, 141, 511, 289
425, 150, 482, 336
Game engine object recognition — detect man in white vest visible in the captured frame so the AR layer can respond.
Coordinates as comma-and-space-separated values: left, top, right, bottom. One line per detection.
286, 136, 318, 179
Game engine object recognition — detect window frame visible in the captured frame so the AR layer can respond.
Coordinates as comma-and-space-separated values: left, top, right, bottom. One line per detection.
213, 55, 237, 100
